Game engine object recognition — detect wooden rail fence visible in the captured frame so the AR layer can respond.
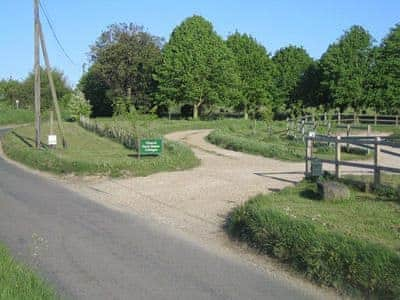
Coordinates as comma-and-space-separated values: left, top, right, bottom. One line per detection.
305, 134, 400, 186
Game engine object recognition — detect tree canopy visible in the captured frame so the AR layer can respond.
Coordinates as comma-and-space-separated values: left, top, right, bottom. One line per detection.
87, 23, 163, 112
371, 23, 400, 113
0, 68, 71, 110
155, 15, 240, 119
319, 25, 374, 112
272, 46, 313, 113
226, 32, 276, 119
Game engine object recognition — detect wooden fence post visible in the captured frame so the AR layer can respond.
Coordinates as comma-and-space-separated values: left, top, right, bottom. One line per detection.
286, 118, 290, 136
335, 136, 341, 179
346, 124, 351, 152
396, 115, 399, 127
367, 125, 371, 154
374, 113, 377, 126
305, 137, 313, 176
324, 112, 327, 124
338, 111, 341, 125
374, 137, 381, 187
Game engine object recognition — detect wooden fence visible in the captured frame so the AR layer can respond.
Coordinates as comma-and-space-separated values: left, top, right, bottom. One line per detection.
299, 112, 399, 126
79, 116, 138, 150
286, 112, 399, 141
305, 134, 400, 186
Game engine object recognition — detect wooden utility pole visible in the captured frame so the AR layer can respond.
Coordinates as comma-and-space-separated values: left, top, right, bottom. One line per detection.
38, 20, 67, 148
34, 0, 41, 148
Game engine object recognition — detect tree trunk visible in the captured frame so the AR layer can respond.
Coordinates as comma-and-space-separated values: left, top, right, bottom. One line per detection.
244, 105, 249, 120
193, 104, 199, 119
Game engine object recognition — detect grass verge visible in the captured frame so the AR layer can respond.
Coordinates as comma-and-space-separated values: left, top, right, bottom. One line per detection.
1, 122, 199, 177
227, 180, 400, 298
0, 103, 34, 126
0, 243, 56, 299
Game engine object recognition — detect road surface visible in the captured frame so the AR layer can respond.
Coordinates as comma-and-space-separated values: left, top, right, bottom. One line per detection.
0, 128, 316, 299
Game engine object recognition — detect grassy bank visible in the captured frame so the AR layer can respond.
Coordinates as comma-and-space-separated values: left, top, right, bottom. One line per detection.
2, 122, 199, 177
0, 243, 56, 299
227, 180, 400, 298
0, 102, 34, 126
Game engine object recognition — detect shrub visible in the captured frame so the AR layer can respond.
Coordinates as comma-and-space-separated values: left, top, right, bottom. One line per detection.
227, 196, 400, 298
67, 90, 92, 121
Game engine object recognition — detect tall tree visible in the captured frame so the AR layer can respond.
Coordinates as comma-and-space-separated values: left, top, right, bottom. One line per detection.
155, 15, 240, 119
370, 23, 400, 113
293, 62, 324, 111
226, 32, 276, 119
13, 68, 71, 109
319, 25, 374, 112
89, 23, 163, 111
272, 46, 313, 113
78, 65, 112, 117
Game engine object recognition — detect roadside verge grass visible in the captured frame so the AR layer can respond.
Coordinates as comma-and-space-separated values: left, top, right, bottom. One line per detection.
1, 122, 199, 177
227, 180, 400, 298
0, 103, 34, 126
0, 243, 56, 299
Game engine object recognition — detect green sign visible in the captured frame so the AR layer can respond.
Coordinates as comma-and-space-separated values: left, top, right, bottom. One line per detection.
139, 139, 163, 156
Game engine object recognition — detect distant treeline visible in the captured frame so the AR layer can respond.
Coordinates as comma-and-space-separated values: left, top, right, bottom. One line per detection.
2, 16, 399, 119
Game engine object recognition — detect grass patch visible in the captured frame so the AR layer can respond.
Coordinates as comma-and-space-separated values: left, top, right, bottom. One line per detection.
207, 122, 371, 161
0, 102, 34, 126
0, 242, 56, 299
2, 122, 199, 177
98, 118, 371, 161
227, 180, 400, 298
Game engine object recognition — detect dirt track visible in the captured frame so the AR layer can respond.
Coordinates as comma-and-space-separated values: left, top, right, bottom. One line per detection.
65, 130, 345, 299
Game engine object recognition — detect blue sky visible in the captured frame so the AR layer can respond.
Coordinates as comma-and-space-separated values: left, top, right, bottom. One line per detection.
1, 1, 399, 86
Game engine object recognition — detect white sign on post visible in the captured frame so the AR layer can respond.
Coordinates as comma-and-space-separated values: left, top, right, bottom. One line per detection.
48, 135, 57, 146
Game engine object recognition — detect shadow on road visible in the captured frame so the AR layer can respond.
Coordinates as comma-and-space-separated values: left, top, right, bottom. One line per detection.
254, 171, 303, 184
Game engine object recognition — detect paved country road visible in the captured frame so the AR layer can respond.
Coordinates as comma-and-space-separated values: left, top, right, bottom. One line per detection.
0, 128, 319, 299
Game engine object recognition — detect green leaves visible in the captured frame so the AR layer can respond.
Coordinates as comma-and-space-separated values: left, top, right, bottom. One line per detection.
88, 23, 163, 113
227, 32, 276, 119
272, 46, 314, 113
67, 90, 92, 121
319, 25, 374, 112
155, 16, 240, 119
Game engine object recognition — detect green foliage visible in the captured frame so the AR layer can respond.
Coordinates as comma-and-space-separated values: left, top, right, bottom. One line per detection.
78, 65, 113, 117
88, 23, 163, 112
369, 23, 400, 113
0, 243, 56, 299
67, 90, 92, 121
272, 46, 314, 113
226, 32, 276, 119
155, 15, 240, 119
319, 26, 374, 112
227, 181, 400, 298
0, 102, 34, 125
0, 68, 71, 110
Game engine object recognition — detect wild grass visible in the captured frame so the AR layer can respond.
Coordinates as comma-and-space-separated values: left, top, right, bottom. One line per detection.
0, 243, 56, 299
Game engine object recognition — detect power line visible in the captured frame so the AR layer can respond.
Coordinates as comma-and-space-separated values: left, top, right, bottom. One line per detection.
39, 0, 76, 65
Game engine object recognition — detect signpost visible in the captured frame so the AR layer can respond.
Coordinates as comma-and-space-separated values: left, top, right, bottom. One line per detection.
48, 135, 57, 147
138, 139, 163, 157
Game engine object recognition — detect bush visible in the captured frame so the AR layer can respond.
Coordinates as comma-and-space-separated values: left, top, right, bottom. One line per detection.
67, 91, 92, 121
227, 195, 400, 298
